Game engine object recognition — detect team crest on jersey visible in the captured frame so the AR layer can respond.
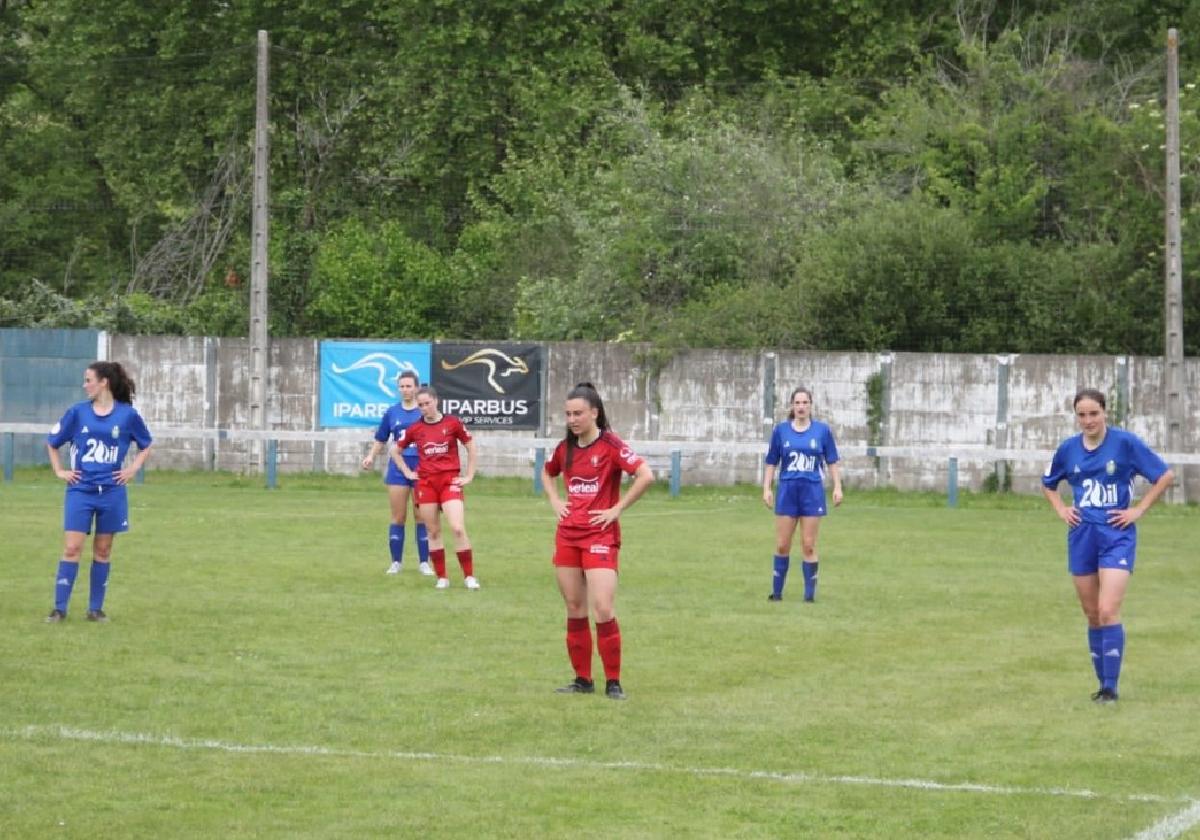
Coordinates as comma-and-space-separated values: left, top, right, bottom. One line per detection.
81, 425, 89, 434
591, 455, 599, 466
1105, 460, 1116, 475
783, 440, 790, 448
809, 439, 818, 449
1073, 465, 1081, 473
111, 425, 120, 439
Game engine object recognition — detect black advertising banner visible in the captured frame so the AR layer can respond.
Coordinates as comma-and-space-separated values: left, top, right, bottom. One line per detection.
431, 343, 543, 429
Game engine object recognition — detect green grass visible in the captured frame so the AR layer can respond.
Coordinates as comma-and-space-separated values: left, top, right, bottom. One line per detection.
2, 470, 1198, 839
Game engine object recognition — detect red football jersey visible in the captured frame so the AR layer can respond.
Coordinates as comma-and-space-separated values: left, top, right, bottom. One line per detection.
546, 430, 644, 545
394, 414, 472, 476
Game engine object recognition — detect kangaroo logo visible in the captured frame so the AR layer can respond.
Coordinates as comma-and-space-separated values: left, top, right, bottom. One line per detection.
440, 349, 529, 394
330, 353, 417, 398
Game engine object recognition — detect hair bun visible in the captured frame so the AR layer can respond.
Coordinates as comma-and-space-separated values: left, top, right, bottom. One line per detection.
574, 381, 596, 390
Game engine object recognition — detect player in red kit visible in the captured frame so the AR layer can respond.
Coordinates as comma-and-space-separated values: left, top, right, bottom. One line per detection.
392, 386, 479, 590
541, 382, 655, 700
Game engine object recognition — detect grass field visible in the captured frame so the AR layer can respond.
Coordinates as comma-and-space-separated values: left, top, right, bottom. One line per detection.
2, 469, 1198, 839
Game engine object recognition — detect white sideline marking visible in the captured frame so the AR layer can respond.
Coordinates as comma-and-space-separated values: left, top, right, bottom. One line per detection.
1129, 801, 1200, 840
4, 724, 1194, 808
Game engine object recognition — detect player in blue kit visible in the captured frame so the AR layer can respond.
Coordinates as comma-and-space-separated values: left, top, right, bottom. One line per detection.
1041, 388, 1174, 704
762, 387, 843, 602
44, 361, 153, 623
361, 370, 432, 576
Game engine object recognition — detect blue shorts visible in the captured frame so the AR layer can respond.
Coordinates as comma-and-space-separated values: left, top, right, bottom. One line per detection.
774, 480, 828, 518
385, 452, 419, 487
1067, 521, 1136, 575
63, 485, 130, 534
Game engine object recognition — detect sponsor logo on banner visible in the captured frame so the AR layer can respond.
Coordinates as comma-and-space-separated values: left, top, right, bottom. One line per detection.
432, 343, 542, 429
319, 341, 431, 428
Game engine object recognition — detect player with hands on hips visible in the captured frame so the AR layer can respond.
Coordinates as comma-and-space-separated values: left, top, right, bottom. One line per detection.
1041, 388, 1174, 704
44, 361, 153, 623
542, 382, 655, 701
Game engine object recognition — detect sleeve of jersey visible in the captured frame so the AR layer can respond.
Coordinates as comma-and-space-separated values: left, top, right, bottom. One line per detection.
373, 410, 391, 443
455, 419, 472, 443
764, 425, 781, 466
46, 405, 77, 448
1041, 445, 1067, 488
607, 433, 643, 475
130, 408, 153, 448
394, 426, 411, 449
544, 441, 564, 478
1128, 435, 1168, 483
823, 425, 840, 464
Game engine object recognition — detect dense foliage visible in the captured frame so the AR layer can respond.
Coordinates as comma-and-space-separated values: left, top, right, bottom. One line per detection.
2, 0, 1199, 353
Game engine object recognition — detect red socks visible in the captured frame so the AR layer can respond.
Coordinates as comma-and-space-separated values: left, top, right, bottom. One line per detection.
457, 549, 474, 578
430, 548, 447, 579
595, 618, 621, 682
566, 617, 592, 681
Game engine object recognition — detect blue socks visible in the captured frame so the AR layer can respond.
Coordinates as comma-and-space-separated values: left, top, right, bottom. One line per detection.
390, 524, 429, 564
389, 524, 405, 563
89, 561, 110, 612
54, 560, 79, 613
1099, 623, 1125, 693
772, 555, 789, 598
802, 561, 819, 602
416, 523, 429, 564
1087, 626, 1103, 684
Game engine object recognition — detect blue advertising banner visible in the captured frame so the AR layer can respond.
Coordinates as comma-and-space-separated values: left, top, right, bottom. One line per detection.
319, 341, 431, 428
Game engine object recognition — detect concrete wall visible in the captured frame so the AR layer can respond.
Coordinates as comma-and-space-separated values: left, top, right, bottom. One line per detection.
7, 331, 1198, 498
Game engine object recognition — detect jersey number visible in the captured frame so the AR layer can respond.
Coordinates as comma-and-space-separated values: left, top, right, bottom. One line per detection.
1078, 478, 1117, 508
786, 451, 817, 473
81, 438, 120, 465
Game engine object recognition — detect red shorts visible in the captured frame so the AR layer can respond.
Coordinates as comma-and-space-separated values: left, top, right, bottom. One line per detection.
415, 473, 464, 506
553, 538, 620, 571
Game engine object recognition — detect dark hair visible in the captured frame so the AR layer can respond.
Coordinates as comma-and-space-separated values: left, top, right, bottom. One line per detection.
415, 385, 438, 401
1073, 388, 1106, 410
397, 370, 419, 386
563, 381, 608, 469
786, 386, 814, 420
89, 361, 136, 404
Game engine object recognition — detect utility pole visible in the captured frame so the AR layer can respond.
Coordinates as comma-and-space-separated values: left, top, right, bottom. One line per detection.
1164, 29, 1187, 502
249, 30, 271, 471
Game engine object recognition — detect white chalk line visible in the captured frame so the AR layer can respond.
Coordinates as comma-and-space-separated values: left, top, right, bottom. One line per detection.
4, 724, 1195, 810
1128, 800, 1200, 840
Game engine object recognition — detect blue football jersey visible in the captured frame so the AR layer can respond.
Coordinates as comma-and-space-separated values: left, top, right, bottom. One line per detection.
1041, 428, 1169, 525
765, 419, 840, 483
374, 402, 422, 455
46, 400, 153, 488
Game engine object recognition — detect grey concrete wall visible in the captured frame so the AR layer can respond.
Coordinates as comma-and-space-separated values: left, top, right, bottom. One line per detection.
18, 333, 1195, 498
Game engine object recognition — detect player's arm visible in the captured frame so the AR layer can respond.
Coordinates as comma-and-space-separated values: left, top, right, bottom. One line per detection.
828, 461, 843, 507
361, 439, 387, 470
589, 461, 655, 529
454, 437, 477, 486
1107, 468, 1175, 529
390, 430, 418, 480
762, 463, 776, 509
541, 465, 568, 519
115, 443, 153, 485
1041, 484, 1080, 527
46, 443, 80, 484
